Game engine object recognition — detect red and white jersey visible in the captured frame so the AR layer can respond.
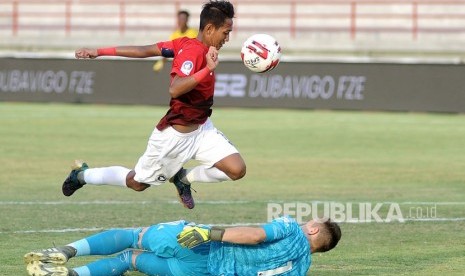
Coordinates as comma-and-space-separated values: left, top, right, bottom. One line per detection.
156, 37, 215, 130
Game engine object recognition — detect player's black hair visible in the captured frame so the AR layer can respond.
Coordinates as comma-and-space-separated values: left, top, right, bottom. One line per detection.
178, 10, 190, 18
317, 219, 342, 253
199, 0, 235, 30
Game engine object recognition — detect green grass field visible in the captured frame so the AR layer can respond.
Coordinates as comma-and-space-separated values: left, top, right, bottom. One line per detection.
1, 102, 464, 275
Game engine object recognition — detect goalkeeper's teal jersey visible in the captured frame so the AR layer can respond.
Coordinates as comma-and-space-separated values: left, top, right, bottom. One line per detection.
207, 216, 311, 276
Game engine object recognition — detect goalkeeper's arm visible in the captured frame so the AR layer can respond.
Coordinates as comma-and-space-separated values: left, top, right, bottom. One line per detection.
221, 227, 266, 245
177, 226, 266, 249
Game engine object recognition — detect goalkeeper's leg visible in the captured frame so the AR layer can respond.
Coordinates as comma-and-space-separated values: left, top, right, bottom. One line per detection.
72, 251, 133, 276
136, 223, 209, 274
26, 251, 135, 276
26, 228, 142, 262
67, 228, 141, 257
25, 229, 142, 276
132, 251, 173, 275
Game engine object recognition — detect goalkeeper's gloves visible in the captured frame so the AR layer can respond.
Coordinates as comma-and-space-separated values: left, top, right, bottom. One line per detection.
177, 226, 225, 249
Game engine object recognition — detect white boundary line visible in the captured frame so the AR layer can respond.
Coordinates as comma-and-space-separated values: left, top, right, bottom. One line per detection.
1, 200, 463, 234
0, 200, 253, 205
11, 227, 105, 234
1, 200, 465, 205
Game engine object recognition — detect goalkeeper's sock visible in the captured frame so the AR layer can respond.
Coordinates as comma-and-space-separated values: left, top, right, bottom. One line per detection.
185, 166, 232, 183
73, 251, 132, 276
68, 229, 138, 256
81, 166, 130, 187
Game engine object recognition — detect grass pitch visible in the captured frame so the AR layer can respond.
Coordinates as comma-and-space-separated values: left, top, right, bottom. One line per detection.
1, 102, 464, 275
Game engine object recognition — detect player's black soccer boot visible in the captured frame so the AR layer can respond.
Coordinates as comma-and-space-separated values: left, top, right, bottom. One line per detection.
62, 160, 89, 197
170, 169, 196, 209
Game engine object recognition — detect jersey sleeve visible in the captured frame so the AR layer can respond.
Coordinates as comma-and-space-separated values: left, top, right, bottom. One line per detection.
171, 42, 204, 77
261, 216, 297, 242
156, 41, 175, 58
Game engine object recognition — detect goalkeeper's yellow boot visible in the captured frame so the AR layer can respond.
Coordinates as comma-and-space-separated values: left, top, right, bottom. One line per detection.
62, 160, 89, 197
26, 261, 76, 276
170, 169, 195, 209
24, 246, 76, 265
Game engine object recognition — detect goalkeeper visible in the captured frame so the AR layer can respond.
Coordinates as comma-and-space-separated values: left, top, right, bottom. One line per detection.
24, 216, 341, 276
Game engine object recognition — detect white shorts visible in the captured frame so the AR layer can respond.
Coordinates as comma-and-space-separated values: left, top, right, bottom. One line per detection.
134, 118, 239, 185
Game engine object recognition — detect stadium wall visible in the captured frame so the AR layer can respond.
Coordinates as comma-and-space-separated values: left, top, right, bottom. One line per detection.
0, 57, 464, 113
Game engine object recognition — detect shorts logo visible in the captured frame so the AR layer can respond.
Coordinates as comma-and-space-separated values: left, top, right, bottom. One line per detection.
157, 175, 167, 182
181, 61, 194, 75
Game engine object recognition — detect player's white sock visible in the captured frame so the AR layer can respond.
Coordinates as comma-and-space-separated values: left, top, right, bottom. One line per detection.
184, 165, 232, 183
83, 166, 130, 187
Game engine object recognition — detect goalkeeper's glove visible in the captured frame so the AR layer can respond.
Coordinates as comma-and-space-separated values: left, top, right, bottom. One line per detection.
177, 226, 225, 249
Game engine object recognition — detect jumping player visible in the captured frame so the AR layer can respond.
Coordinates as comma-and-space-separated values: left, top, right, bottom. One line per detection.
66, 0, 245, 209
25, 216, 342, 275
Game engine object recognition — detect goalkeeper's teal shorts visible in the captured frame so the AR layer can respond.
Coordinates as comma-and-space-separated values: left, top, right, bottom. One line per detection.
137, 220, 210, 275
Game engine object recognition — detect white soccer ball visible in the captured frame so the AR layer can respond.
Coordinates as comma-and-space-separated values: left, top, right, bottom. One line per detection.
241, 34, 281, 73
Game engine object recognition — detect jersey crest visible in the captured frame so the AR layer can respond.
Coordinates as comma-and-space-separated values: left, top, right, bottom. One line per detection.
181, 60, 194, 75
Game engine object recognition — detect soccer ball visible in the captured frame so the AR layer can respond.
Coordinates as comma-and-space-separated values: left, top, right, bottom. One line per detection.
241, 34, 281, 73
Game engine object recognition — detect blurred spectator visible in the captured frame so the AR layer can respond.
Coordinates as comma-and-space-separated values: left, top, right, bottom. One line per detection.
153, 10, 198, 72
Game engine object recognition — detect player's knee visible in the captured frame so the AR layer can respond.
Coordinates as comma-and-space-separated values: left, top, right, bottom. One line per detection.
229, 164, 246, 180
130, 250, 141, 269
127, 181, 150, 192
126, 172, 150, 191
134, 183, 150, 191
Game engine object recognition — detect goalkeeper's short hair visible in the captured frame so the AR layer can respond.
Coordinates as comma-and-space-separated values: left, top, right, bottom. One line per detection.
313, 219, 341, 253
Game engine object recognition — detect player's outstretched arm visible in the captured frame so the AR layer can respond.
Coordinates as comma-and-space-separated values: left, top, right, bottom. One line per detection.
75, 45, 162, 59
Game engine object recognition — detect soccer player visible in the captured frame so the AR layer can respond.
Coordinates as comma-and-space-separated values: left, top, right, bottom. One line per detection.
66, 0, 246, 209
153, 10, 198, 72
24, 216, 341, 276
